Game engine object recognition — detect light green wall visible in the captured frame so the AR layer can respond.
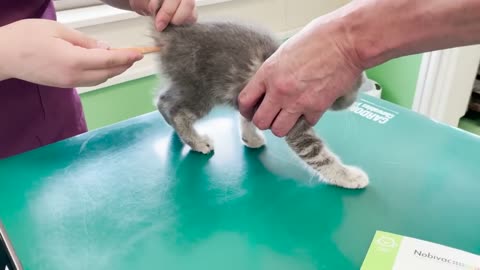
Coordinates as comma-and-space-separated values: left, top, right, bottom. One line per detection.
80, 55, 424, 131
459, 116, 480, 136
366, 54, 423, 108
80, 76, 159, 130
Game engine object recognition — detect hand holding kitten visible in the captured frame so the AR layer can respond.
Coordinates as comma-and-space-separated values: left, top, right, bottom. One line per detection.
0, 19, 143, 87
238, 16, 363, 137
128, 0, 197, 31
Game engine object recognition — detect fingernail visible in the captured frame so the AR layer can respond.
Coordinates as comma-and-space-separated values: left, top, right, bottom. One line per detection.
238, 92, 249, 104
96, 41, 110, 49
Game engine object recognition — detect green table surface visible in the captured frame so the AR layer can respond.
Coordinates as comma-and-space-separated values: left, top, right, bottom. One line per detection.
1, 94, 480, 270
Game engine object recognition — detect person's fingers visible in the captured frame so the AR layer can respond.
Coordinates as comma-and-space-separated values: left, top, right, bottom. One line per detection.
130, 0, 151, 15
252, 94, 281, 130
304, 111, 324, 126
76, 63, 134, 87
70, 47, 143, 70
270, 109, 302, 137
170, 0, 196, 25
238, 72, 267, 121
147, 0, 162, 15
185, 6, 198, 24
57, 27, 107, 49
155, 0, 181, 31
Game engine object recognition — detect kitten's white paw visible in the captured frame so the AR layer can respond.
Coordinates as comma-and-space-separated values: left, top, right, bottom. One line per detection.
335, 166, 369, 189
191, 136, 214, 154
241, 132, 265, 148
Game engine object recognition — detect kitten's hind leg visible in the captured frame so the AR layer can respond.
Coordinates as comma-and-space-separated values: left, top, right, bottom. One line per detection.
170, 109, 214, 154
156, 85, 213, 154
239, 115, 265, 148
286, 119, 369, 189
156, 92, 173, 126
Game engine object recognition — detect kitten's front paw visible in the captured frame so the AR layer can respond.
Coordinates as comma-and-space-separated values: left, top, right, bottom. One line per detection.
336, 166, 369, 189
190, 135, 214, 154
241, 132, 265, 149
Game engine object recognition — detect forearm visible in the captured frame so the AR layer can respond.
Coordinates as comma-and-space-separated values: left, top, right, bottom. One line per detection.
0, 26, 12, 81
341, 0, 480, 69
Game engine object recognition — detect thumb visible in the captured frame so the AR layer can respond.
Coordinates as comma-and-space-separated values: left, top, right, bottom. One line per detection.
58, 26, 110, 49
238, 68, 267, 121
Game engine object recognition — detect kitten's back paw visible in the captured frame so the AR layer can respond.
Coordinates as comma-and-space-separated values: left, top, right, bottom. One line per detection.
242, 132, 266, 148
189, 135, 214, 154
335, 166, 369, 189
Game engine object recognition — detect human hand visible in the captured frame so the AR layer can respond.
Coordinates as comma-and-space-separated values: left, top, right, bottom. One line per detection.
129, 0, 197, 31
238, 16, 364, 137
0, 19, 143, 88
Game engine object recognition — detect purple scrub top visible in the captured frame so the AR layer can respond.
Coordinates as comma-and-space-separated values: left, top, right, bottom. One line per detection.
0, 0, 87, 159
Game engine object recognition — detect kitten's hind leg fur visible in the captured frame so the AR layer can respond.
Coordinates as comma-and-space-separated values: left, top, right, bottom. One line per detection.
156, 94, 172, 126
239, 115, 265, 148
169, 109, 214, 154
156, 89, 213, 154
286, 118, 369, 189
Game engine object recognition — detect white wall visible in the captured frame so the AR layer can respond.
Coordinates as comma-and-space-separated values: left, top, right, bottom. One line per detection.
413, 45, 480, 127
197, 0, 349, 32
58, 0, 349, 93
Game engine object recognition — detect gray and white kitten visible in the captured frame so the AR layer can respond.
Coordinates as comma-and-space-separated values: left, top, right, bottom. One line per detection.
150, 21, 369, 189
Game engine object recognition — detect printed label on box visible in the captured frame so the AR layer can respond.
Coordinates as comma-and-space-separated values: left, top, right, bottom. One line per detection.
361, 231, 480, 270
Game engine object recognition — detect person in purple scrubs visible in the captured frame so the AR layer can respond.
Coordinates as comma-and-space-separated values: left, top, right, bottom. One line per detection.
0, 0, 197, 159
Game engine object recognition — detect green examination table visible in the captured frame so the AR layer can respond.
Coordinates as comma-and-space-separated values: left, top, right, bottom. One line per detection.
1, 94, 479, 270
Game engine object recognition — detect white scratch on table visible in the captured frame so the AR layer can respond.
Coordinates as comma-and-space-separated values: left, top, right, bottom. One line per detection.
79, 134, 98, 154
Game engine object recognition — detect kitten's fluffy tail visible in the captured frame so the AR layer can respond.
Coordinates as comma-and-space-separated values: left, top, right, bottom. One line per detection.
285, 118, 369, 189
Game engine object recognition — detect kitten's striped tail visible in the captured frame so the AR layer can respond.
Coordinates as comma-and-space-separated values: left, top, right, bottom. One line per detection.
285, 119, 369, 189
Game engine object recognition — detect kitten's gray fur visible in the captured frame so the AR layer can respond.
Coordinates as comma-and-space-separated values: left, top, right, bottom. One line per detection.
150, 21, 369, 189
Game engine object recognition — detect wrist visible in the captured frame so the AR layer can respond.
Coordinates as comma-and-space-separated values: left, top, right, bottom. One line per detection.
338, 0, 417, 69
337, 0, 390, 69
305, 12, 365, 74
